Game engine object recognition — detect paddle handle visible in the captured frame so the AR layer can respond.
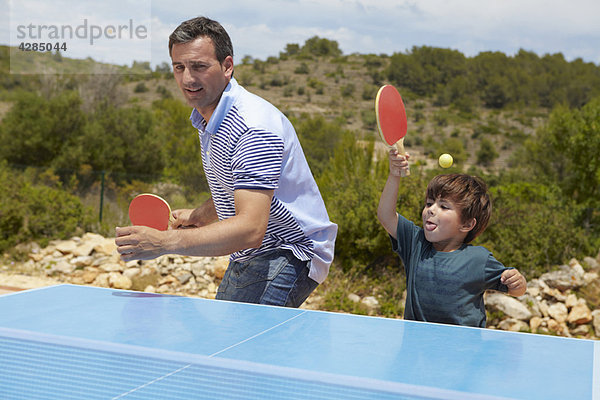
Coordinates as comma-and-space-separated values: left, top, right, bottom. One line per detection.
394, 138, 410, 177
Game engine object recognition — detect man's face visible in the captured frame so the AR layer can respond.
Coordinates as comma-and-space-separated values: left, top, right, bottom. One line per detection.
171, 37, 233, 121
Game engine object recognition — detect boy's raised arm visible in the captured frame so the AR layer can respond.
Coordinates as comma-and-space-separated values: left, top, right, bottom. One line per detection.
377, 149, 410, 239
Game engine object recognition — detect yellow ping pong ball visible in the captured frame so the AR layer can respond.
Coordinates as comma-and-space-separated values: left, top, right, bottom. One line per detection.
439, 153, 453, 168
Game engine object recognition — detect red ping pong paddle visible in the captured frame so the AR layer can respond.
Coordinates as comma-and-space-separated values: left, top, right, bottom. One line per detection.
128, 193, 172, 231
375, 85, 410, 176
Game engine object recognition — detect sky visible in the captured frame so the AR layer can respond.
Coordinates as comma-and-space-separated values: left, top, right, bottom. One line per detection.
3, 0, 600, 73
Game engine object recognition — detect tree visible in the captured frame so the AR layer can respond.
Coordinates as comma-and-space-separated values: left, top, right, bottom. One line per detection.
479, 181, 594, 277
0, 91, 85, 167
522, 98, 600, 230
301, 36, 342, 58
476, 138, 499, 167
292, 114, 347, 177
317, 135, 427, 269
0, 162, 93, 252
153, 98, 208, 195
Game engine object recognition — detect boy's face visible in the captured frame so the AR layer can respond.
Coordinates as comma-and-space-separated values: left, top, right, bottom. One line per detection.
422, 196, 475, 252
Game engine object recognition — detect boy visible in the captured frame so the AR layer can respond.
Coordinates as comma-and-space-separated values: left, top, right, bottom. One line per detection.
377, 150, 526, 327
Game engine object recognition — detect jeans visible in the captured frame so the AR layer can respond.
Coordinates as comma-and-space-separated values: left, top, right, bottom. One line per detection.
216, 249, 318, 308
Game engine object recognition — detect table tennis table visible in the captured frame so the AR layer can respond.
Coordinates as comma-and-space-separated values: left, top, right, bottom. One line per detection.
0, 284, 598, 399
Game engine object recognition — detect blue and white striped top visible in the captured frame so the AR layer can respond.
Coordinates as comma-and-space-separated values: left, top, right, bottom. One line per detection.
190, 78, 337, 283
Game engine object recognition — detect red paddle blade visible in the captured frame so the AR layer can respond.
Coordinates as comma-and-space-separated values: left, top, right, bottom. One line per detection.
128, 194, 171, 231
375, 85, 407, 146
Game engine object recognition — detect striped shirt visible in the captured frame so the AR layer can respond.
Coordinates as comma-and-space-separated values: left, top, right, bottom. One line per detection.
190, 78, 337, 283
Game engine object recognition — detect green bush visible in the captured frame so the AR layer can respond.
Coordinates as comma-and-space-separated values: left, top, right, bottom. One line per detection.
294, 62, 310, 74
317, 136, 427, 270
476, 138, 499, 166
0, 162, 94, 252
0, 91, 85, 167
134, 82, 148, 93
478, 181, 595, 278
340, 83, 355, 98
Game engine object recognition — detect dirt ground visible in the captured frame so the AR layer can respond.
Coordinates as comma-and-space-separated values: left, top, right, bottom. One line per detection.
0, 272, 64, 295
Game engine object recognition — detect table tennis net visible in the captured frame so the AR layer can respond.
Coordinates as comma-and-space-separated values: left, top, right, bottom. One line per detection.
0, 328, 499, 400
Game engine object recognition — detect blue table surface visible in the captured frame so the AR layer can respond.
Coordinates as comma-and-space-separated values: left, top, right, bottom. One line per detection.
0, 284, 598, 399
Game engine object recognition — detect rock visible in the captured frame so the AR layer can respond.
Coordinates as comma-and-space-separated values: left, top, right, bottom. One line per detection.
81, 232, 105, 242
583, 272, 599, 285
176, 272, 193, 285
540, 269, 583, 291
529, 316, 543, 332
55, 240, 77, 254
93, 238, 117, 256
569, 324, 590, 337
498, 318, 529, 332
542, 286, 566, 302
100, 262, 124, 273
210, 257, 229, 279
519, 294, 542, 317
29, 253, 44, 262
347, 293, 361, 303
109, 272, 132, 290
592, 310, 600, 337
361, 296, 380, 315
567, 302, 593, 325
125, 260, 140, 269
70, 256, 94, 268
547, 319, 569, 336
526, 286, 540, 297
190, 261, 208, 278
582, 256, 599, 269
82, 269, 100, 284
122, 267, 141, 280
568, 259, 585, 277
207, 282, 217, 294
130, 268, 160, 291
547, 303, 568, 323
565, 293, 578, 309
73, 242, 96, 257
485, 292, 532, 321
538, 300, 549, 318
48, 259, 77, 274
144, 285, 156, 293
93, 273, 110, 287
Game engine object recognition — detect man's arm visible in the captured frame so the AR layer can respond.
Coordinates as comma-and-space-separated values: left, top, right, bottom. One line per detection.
116, 188, 273, 261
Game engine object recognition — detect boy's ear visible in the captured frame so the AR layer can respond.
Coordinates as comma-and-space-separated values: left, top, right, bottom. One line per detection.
460, 218, 476, 233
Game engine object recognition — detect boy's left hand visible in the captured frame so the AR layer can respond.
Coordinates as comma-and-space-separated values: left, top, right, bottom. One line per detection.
501, 269, 527, 296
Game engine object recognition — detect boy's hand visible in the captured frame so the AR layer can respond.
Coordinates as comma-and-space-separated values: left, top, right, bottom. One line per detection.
501, 269, 527, 297
388, 149, 410, 177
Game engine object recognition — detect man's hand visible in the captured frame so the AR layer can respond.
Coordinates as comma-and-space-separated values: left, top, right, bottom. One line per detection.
171, 208, 197, 229
171, 198, 218, 229
115, 226, 166, 262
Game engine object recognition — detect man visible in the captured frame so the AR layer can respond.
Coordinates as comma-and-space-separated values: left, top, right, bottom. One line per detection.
115, 17, 337, 308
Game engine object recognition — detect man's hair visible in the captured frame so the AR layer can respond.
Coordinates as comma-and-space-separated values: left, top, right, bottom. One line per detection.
168, 16, 233, 63
426, 174, 492, 243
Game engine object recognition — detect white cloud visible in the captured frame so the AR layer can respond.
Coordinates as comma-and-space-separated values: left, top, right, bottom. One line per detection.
2, 0, 599, 68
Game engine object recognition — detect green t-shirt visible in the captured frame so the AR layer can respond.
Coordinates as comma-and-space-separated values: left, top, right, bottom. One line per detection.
392, 215, 509, 327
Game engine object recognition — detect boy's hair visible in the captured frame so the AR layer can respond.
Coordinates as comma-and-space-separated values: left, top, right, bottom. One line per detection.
426, 174, 492, 243
168, 16, 233, 63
